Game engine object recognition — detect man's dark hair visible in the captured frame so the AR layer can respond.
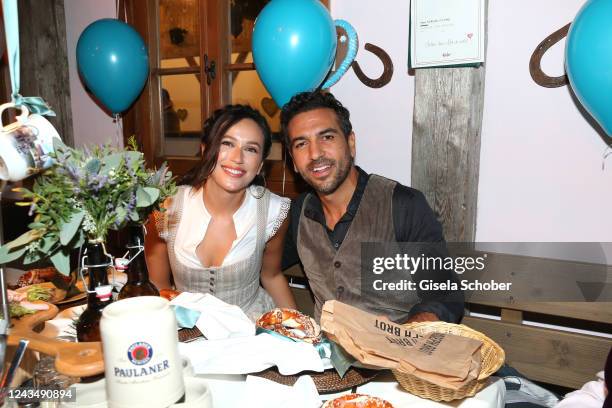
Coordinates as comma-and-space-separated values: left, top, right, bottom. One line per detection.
280, 91, 352, 147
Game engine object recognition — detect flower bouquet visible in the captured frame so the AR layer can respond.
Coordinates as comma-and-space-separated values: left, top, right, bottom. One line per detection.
0, 138, 176, 274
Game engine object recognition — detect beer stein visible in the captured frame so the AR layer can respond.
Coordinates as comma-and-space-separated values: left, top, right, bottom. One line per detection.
0, 102, 61, 182
100, 296, 185, 408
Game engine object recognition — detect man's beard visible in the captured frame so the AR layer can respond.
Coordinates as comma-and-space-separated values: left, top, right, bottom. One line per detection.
305, 154, 353, 195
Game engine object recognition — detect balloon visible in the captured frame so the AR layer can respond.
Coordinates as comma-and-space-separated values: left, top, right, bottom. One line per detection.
77, 19, 149, 114
252, 0, 358, 107
566, 0, 612, 137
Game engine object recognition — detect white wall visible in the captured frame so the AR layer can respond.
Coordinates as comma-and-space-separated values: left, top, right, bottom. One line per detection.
330, 0, 413, 186
478, 0, 612, 243
330, 0, 612, 250
64, 0, 121, 148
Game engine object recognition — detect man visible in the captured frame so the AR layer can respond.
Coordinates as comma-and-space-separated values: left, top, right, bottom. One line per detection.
281, 90, 463, 324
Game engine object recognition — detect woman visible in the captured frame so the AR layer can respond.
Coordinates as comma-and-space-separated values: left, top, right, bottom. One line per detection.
146, 104, 297, 319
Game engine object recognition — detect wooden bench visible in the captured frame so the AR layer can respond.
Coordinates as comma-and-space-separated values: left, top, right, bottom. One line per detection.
284, 251, 612, 390
464, 251, 612, 389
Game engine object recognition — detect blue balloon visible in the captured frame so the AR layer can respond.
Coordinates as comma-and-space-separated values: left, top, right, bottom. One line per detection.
252, 0, 337, 107
566, 0, 612, 137
77, 19, 149, 114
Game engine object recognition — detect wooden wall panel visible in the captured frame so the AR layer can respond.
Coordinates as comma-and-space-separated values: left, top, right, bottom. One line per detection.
411, 65, 485, 242
19, 0, 73, 146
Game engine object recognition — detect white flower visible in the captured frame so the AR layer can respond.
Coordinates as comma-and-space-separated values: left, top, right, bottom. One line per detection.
82, 211, 97, 234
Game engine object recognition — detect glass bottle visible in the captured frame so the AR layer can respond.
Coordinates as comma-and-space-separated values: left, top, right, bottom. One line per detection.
118, 224, 159, 299
76, 242, 113, 343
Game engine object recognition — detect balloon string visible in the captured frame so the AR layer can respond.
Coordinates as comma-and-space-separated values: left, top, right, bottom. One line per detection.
602, 145, 612, 171
114, 114, 123, 147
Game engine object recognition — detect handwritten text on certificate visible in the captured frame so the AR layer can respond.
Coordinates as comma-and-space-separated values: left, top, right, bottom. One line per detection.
410, 0, 485, 68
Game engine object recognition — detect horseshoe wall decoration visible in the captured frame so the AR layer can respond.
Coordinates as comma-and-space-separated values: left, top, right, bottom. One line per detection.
529, 23, 570, 88
352, 43, 394, 88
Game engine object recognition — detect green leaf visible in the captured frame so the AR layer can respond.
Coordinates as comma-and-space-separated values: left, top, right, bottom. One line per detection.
125, 151, 143, 168
59, 210, 85, 245
129, 209, 140, 222
143, 187, 160, 205
85, 158, 101, 174
115, 206, 127, 223
100, 153, 123, 175
28, 222, 46, 229
73, 230, 86, 248
135, 186, 153, 207
5, 230, 41, 250
0, 245, 27, 264
39, 235, 58, 253
50, 250, 70, 275
23, 249, 42, 265
52, 137, 68, 153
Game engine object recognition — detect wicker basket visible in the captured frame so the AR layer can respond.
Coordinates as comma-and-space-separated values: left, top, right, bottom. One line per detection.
391, 321, 505, 402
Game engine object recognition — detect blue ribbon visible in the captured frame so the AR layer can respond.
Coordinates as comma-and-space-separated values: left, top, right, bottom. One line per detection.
322, 19, 359, 89
2, 0, 56, 117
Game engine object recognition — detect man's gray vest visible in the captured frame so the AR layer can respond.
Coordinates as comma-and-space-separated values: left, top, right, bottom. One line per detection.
297, 175, 420, 322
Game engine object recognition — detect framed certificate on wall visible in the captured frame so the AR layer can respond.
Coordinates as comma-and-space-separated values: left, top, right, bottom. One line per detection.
410, 0, 485, 68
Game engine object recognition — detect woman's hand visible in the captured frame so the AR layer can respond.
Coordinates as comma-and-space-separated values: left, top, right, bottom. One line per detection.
260, 218, 298, 310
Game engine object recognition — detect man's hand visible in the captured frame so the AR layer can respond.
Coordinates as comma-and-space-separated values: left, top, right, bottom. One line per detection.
406, 312, 439, 323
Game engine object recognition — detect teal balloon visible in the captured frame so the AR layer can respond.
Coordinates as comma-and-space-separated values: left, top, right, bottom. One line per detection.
77, 19, 149, 114
566, 0, 612, 137
252, 0, 337, 107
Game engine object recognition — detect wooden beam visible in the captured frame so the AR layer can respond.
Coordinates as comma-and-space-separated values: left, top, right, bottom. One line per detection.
411, 65, 485, 242
488, 302, 612, 325
411, 3, 487, 242
19, 0, 74, 147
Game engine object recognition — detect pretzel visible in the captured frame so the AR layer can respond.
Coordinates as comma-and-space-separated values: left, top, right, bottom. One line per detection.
322, 394, 394, 408
256, 308, 321, 344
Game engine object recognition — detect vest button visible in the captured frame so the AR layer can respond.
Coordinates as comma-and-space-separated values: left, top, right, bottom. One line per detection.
337, 286, 344, 297
334, 261, 342, 268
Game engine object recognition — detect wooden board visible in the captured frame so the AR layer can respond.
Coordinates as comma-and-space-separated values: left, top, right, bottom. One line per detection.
19, 0, 74, 146
463, 315, 611, 388
159, 0, 200, 59
411, 1, 488, 242
475, 301, 612, 325
411, 64, 485, 242
7, 303, 104, 378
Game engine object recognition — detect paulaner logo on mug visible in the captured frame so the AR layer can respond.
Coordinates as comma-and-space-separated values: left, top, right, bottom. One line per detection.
101, 296, 185, 408
0, 102, 61, 182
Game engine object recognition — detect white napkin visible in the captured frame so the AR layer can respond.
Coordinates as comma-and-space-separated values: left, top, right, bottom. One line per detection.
240, 375, 321, 408
179, 333, 325, 375
170, 292, 255, 340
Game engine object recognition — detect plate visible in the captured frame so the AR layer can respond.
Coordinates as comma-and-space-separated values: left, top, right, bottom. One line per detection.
15, 282, 68, 303
15, 280, 86, 305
